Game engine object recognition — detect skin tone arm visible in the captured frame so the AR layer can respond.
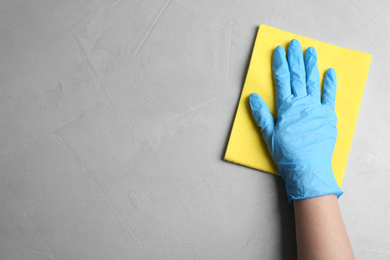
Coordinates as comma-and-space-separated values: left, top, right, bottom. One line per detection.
294, 195, 355, 260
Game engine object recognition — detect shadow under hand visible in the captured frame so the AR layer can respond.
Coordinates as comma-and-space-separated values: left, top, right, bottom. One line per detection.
274, 176, 297, 260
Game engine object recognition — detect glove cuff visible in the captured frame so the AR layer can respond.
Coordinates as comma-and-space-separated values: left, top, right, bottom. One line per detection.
278, 162, 344, 205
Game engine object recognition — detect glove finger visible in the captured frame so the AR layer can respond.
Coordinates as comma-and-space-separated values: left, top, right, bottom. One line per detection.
288, 39, 307, 97
305, 47, 321, 101
322, 68, 337, 108
272, 46, 291, 108
249, 93, 275, 139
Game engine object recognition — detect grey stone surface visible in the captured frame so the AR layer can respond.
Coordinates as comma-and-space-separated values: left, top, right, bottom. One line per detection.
0, 0, 389, 259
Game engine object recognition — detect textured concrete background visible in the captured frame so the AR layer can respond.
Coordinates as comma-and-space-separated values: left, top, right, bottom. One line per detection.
1, 0, 389, 259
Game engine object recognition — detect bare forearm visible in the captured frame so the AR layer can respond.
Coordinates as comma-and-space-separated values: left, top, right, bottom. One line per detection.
294, 195, 354, 260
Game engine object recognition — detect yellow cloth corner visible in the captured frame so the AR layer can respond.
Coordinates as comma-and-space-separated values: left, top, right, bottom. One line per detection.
224, 24, 372, 187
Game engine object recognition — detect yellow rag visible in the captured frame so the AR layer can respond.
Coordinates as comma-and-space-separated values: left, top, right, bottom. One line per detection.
224, 24, 372, 187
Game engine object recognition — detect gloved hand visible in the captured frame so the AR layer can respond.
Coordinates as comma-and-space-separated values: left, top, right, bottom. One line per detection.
249, 39, 343, 205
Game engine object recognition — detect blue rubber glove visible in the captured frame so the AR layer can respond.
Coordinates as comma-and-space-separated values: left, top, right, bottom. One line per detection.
249, 39, 343, 205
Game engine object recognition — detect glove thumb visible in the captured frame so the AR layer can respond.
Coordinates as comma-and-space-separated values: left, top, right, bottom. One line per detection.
249, 93, 275, 141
